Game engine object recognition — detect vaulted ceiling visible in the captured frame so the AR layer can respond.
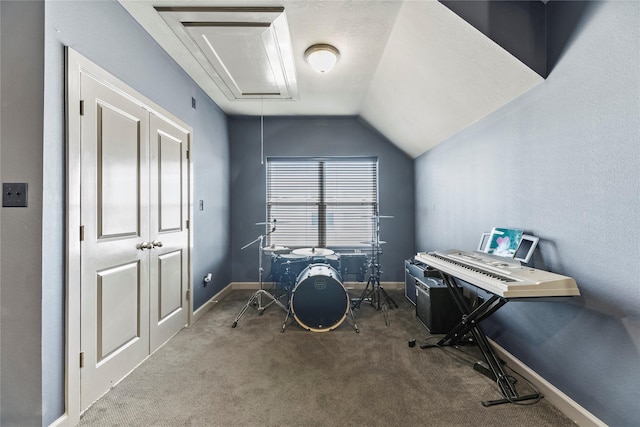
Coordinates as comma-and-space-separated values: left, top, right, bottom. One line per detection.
119, 0, 544, 158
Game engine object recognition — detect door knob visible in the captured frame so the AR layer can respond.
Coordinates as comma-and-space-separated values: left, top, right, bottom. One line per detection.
138, 242, 153, 250
152, 240, 163, 248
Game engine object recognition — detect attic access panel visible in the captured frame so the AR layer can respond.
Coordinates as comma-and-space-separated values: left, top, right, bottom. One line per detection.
156, 6, 299, 101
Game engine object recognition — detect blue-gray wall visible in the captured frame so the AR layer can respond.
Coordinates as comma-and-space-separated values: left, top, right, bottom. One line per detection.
414, 2, 639, 426
39, 1, 231, 425
1, 2, 45, 426
229, 116, 415, 284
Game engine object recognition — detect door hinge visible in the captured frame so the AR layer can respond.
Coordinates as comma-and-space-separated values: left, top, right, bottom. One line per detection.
80, 225, 85, 241
80, 100, 84, 116
185, 150, 189, 160
79, 352, 85, 368
186, 220, 189, 229
185, 289, 191, 301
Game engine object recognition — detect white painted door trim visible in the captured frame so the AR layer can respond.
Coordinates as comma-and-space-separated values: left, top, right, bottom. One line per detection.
65, 48, 193, 425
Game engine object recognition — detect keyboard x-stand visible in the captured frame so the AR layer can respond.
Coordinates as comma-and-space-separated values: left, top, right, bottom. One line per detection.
415, 250, 580, 407
427, 272, 538, 406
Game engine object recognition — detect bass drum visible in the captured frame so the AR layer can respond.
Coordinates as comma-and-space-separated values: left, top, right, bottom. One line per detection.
291, 264, 349, 332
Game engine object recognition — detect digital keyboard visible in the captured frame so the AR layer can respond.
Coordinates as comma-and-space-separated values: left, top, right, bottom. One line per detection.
415, 250, 579, 298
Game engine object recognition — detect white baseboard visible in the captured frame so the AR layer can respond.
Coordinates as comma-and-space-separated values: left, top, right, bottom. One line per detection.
48, 413, 68, 427
192, 283, 233, 324
230, 281, 261, 290
489, 339, 606, 427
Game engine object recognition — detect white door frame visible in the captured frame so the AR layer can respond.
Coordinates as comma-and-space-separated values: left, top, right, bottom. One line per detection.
65, 48, 193, 425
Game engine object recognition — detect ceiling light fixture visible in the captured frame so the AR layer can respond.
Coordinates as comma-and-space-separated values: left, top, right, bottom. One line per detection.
304, 44, 340, 74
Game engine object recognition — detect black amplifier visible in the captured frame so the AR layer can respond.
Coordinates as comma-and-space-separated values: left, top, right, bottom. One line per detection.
415, 277, 461, 334
404, 258, 436, 304
405, 259, 461, 334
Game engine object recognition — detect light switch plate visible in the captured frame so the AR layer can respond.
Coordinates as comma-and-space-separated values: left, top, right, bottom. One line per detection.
3, 182, 28, 207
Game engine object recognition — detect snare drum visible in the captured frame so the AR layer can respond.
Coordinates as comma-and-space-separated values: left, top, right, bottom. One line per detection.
270, 253, 310, 287
290, 264, 349, 332
324, 254, 341, 271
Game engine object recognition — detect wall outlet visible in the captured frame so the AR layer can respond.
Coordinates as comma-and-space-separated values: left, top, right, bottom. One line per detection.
203, 273, 212, 286
3, 182, 28, 207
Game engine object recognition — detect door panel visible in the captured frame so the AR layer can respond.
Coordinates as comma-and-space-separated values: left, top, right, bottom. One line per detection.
149, 113, 189, 353
158, 131, 183, 231
97, 262, 141, 360
158, 250, 183, 320
97, 104, 142, 238
80, 75, 150, 410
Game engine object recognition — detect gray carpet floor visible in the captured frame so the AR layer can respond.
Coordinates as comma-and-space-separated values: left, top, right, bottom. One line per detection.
78, 288, 575, 426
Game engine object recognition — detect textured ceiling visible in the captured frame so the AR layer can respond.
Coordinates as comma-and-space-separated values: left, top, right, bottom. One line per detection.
119, 0, 543, 158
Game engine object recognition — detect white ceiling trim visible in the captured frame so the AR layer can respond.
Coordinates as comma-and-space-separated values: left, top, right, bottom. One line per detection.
156, 6, 299, 101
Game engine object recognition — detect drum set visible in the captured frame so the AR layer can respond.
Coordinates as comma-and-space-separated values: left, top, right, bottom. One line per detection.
231, 215, 395, 332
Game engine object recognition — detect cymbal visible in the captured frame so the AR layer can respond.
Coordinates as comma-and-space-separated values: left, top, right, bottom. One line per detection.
360, 241, 386, 245
263, 245, 290, 254
292, 247, 335, 256
359, 215, 394, 219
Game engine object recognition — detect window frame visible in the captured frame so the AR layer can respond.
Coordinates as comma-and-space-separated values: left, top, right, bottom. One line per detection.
265, 156, 379, 249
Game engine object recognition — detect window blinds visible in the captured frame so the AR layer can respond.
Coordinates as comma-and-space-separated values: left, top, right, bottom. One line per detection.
266, 157, 378, 248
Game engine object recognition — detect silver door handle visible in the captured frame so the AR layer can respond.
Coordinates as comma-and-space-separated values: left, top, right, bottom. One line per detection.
152, 240, 163, 248
138, 242, 153, 250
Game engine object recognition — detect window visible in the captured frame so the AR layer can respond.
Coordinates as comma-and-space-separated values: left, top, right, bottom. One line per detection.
266, 157, 378, 248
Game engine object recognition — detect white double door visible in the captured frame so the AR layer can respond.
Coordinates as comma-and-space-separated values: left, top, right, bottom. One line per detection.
79, 74, 190, 410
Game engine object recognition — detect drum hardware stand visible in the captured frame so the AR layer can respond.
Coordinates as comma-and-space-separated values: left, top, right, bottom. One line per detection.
352, 214, 398, 324
232, 223, 287, 328
272, 263, 297, 304
353, 257, 397, 326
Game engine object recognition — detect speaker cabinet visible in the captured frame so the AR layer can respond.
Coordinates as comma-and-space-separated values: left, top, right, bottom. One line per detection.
415, 277, 461, 334
404, 259, 430, 305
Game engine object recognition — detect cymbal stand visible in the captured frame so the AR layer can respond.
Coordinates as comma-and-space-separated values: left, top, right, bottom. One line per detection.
353, 215, 398, 325
232, 226, 287, 328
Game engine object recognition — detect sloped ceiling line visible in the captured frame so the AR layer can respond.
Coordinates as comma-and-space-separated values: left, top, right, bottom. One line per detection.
440, 0, 548, 78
